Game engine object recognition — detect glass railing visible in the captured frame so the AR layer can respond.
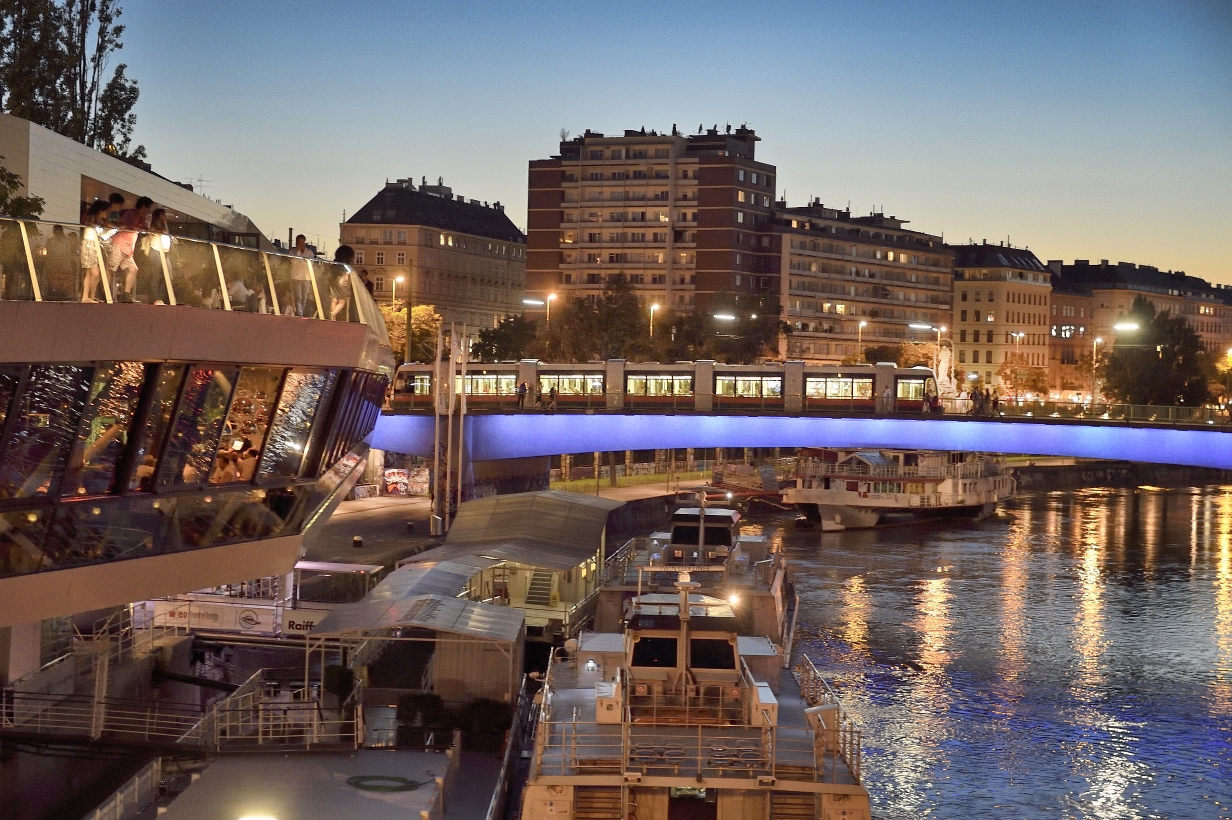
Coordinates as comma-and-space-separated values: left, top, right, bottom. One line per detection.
0, 216, 389, 348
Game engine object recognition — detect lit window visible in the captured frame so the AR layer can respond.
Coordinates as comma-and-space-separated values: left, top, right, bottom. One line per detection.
738, 191, 746, 203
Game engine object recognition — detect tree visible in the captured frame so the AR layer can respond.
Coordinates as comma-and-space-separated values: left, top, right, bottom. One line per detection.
1100, 295, 1211, 406
377, 302, 407, 365
0, 157, 44, 217
408, 304, 443, 362
996, 360, 1049, 399
471, 315, 538, 362
0, 0, 145, 159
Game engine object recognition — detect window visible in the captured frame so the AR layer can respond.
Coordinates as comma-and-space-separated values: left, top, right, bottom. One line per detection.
375, 251, 385, 265
960, 310, 967, 322
737, 212, 745, 223
355, 251, 365, 264
737, 170, 746, 181
896, 379, 927, 400
461, 373, 517, 395
383, 230, 393, 242
539, 374, 604, 396
714, 376, 783, 398
804, 377, 874, 400
353, 234, 365, 244
738, 191, 747, 203
959, 329, 967, 342
588, 149, 604, 159
396, 230, 407, 244
396, 252, 406, 265
959, 350, 966, 363
626, 375, 694, 396
973, 351, 981, 363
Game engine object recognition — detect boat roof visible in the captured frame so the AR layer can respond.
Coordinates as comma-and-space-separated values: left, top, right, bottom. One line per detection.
846, 450, 897, 466
672, 507, 740, 522
633, 593, 735, 618
311, 592, 523, 642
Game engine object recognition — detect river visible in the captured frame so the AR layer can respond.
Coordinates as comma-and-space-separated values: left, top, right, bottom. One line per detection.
755, 484, 1232, 819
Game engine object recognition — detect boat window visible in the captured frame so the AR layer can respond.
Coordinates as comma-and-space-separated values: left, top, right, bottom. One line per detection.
690, 639, 736, 670
539, 374, 604, 395
632, 636, 677, 668
806, 377, 873, 399
703, 527, 732, 547
897, 378, 927, 400
671, 524, 699, 545
626, 375, 693, 396
715, 376, 782, 398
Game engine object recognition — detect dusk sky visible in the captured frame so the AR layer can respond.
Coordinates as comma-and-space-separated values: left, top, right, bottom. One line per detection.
122, 1, 1230, 280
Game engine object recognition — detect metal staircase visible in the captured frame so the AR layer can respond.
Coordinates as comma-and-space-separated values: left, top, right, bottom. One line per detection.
574, 786, 622, 820
524, 571, 555, 607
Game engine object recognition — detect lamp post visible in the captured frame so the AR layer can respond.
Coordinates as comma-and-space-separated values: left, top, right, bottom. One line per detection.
546, 292, 556, 325
650, 303, 660, 337
392, 274, 405, 305
1092, 336, 1102, 403
857, 320, 867, 363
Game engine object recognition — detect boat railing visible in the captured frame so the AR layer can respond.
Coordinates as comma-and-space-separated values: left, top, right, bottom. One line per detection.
794, 656, 862, 783
797, 459, 991, 480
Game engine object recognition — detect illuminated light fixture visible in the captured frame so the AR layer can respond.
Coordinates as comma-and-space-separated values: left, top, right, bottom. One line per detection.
750, 313, 758, 319
237, 816, 279, 820
1113, 322, 1139, 331
523, 298, 545, 306
726, 492, 734, 500
713, 313, 736, 321
728, 594, 739, 605
908, 323, 933, 330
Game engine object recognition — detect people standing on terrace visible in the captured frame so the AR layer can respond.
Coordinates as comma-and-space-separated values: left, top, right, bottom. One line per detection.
289, 234, 313, 317
109, 196, 153, 302
79, 201, 108, 301
330, 245, 355, 320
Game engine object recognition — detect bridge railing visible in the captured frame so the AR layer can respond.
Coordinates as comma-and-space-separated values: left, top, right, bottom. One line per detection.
0, 216, 388, 345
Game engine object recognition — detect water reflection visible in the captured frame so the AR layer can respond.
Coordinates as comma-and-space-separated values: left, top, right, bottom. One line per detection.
779, 483, 1232, 820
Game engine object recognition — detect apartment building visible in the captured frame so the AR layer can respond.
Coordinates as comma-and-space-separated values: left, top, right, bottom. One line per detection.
342, 178, 525, 332
775, 202, 952, 363
1047, 276, 1097, 401
1048, 259, 1232, 357
952, 243, 1052, 392
526, 125, 778, 316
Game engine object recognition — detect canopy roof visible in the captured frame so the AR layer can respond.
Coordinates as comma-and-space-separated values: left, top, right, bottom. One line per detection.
311, 592, 522, 643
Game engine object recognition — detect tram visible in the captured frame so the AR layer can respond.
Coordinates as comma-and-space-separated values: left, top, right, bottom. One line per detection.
387, 359, 937, 414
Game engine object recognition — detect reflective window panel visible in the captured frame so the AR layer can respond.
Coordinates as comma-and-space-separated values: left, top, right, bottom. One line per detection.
209, 367, 283, 484
0, 365, 93, 499
128, 364, 186, 492
259, 369, 330, 480
156, 366, 238, 489
60, 361, 146, 497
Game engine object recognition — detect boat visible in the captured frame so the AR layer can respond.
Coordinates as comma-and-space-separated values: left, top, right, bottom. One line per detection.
516, 505, 872, 820
785, 448, 1015, 529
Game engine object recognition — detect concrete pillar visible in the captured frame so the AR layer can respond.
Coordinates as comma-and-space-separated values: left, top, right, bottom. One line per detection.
686, 447, 695, 472
561, 454, 571, 482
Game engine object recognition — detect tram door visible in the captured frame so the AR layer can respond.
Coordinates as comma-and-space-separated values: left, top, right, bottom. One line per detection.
668, 788, 717, 820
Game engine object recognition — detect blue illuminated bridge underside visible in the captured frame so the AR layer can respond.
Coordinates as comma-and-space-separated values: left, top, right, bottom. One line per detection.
370, 414, 1232, 471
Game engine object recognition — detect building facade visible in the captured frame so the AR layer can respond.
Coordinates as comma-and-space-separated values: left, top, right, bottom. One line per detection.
1048, 259, 1232, 358
1046, 276, 1097, 402
526, 126, 778, 316
342, 179, 526, 331
775, 203, 952, 363
951, 243, 1052, 393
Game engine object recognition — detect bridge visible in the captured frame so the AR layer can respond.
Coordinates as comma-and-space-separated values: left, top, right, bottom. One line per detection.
371, 408, 1232, 471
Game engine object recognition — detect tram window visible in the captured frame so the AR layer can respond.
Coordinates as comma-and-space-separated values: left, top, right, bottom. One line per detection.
806, 377, 873, 399
715, 376, 783, 398
897, 379, 927, 400
459, 373, 516, 395
540, 374, 604, 395
626, 375, 693, 396
690, 639, 736, 670
396, 374, 431, 394
632, 637, 678, 668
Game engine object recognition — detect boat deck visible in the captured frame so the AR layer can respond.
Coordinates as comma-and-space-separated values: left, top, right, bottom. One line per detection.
535, 669, 857, 786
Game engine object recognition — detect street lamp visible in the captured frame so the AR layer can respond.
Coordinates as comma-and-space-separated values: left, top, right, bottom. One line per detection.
546, 292, 556, 324
1010, 331, 1025, 363
392, 274, 405, 305
1113, 321, 1140, 332
713, 313, 736, 322
1092, 336, 1103, 403
908, 323, 945, 374
857, 320, 867, 362
649, 303, 660, 337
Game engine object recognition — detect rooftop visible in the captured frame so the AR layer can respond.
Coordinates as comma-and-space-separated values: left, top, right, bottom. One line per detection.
951, 241, 1048, 272
347, 178, 525, 243
1051, 259, 1230, 303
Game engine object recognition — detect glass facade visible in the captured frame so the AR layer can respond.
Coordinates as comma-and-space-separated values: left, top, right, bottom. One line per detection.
0, 361, 386, 582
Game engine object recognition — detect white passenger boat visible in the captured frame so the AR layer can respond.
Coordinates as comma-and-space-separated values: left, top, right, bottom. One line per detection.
784, 448, 1015, 530
517, 506, 871, 820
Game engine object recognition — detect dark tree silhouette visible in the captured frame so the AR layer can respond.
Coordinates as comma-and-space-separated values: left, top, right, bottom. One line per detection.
1100, 295, 1211, 406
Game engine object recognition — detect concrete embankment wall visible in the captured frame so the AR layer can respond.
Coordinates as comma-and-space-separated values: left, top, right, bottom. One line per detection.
1011, 461, 1232, 491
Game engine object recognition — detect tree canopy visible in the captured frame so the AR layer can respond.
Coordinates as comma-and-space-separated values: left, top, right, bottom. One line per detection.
0, 155, 43, 217
0, 0, 144, 159
471, 315, 538, 363
1099, 295, 1211, 406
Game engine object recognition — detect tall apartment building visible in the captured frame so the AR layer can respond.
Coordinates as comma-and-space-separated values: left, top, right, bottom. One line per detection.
951, 243, 1052, 391
1047, 259, 1232, 356
526, 126, 778, 315
342, 178, 526, 331
775, 202, 952, 362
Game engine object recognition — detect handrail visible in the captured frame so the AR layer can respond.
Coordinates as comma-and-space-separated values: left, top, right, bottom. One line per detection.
0, 216, 389, 348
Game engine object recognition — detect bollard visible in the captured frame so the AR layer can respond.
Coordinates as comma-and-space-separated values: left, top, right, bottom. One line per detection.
406, 521, 415, 535
352, 536, 363, 549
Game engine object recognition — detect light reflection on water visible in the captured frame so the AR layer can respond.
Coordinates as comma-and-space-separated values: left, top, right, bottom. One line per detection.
774, 484, 1232, 820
